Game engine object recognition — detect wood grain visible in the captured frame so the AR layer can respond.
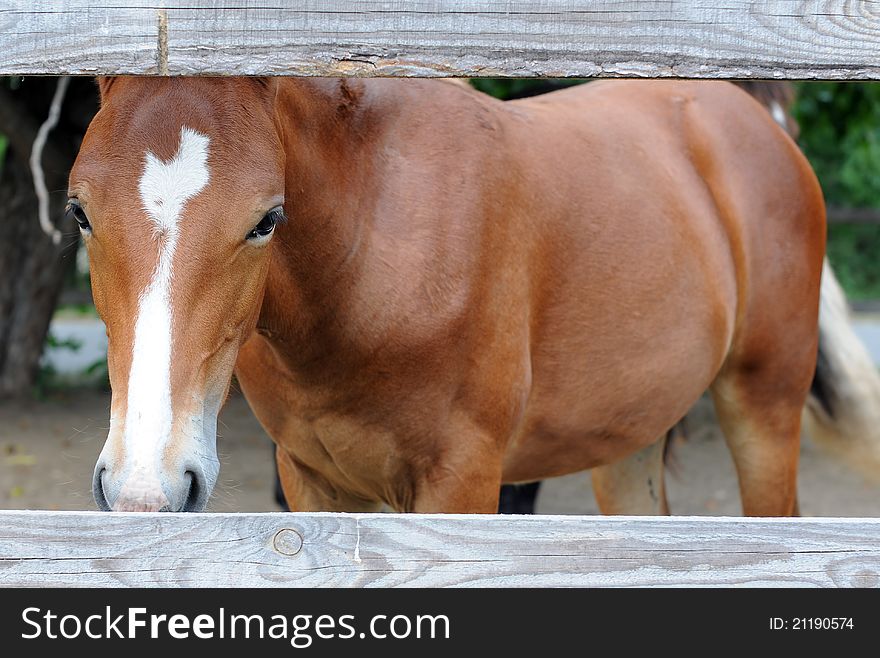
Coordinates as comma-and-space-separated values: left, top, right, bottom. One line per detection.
0, 2, 158, 75
1, 511, 879, 587
1, 1, 879, 78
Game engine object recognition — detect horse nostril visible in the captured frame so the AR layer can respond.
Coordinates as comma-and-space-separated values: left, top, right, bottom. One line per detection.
181, 470, 204, 512
93, 467, 111, 511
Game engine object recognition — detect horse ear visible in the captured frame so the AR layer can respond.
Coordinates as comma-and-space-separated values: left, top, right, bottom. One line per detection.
96, 77, 117, 102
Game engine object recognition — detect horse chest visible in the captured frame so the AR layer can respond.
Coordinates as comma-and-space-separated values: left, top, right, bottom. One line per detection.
236, 351, 411, 502
295, 410, 417, 502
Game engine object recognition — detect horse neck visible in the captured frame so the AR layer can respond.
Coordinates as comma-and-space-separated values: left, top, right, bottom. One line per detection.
259, 78, 376, 360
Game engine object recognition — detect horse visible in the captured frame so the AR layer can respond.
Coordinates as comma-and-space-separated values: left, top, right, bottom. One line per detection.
68, 77, 825, 515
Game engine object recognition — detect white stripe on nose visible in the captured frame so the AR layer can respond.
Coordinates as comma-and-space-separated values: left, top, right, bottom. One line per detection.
122, 127, 210, 489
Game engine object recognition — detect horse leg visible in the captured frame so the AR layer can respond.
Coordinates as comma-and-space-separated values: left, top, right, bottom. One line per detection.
591, 434, 670, 515
275, 446, 382, 513
711, 370, 805, 517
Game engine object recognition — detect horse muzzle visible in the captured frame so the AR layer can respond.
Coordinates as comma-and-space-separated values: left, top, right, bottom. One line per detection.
93, 455, 215, 512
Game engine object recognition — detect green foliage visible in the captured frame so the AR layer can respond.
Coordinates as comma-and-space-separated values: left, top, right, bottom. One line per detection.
44, 332, 82, 353
0, 134, 7, 178
793, 82, 880, 299
33, 332, 82, 398
826, 224, 880, 301
35, 329, 109, 397
83, 357, 109, 384
32, 365, 57, 400
794, 83, 880, 207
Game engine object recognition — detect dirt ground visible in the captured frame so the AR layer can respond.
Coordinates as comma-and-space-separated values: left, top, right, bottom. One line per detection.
1, 389, 878, 516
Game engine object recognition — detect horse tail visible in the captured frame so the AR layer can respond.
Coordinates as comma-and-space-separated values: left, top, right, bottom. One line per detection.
803, 258, 880, 480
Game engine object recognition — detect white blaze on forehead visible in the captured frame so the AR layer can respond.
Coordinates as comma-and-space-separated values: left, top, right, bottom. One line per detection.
139, 127, 211, 236
124, 127, 210, 481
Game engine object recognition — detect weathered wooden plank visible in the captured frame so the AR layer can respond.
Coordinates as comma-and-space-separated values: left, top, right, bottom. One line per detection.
1, 1, 880, 78
1, 511, 879, 587
0, 2, 158, 75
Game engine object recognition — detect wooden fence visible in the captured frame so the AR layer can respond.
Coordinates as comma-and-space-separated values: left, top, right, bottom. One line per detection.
2, 512, 880, 587
2, 1, 879, 78
1, 1, 879, 588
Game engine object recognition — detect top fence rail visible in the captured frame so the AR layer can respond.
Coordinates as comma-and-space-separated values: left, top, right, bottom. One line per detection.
1, 1, 879, 79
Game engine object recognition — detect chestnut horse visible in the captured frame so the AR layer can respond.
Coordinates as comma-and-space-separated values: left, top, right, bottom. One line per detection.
69, 77, 824, 514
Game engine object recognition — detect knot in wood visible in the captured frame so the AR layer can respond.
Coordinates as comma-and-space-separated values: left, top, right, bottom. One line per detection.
272, 528, 304, 556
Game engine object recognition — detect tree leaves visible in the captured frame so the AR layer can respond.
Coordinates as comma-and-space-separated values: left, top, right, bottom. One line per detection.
795, 82, 880, 208
794, 82, 880, 298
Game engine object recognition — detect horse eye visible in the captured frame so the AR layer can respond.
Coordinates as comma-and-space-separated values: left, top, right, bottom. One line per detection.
66, 200, 91, 232
246, 206, 285, 241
